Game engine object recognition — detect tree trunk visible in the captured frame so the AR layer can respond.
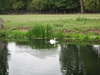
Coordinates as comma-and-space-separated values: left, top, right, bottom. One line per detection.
80, 0, 84, 13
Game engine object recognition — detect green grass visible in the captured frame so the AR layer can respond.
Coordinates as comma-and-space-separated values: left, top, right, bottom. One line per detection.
0, 14, 100, 29
0, 14, 100, 40
7, 30, 27, 38
0, 30, 6, 37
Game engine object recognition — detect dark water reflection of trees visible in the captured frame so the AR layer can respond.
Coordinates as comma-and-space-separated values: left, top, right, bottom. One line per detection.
0, 40, 8, 75
60, 44, 100, 75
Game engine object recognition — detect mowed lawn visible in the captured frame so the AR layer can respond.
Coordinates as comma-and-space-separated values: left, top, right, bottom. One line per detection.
0, 14, 100, 35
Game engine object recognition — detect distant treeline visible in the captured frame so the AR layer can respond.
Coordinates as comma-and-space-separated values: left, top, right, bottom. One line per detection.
0, 0, 100, 14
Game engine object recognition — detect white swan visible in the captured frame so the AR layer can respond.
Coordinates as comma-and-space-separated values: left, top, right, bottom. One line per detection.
49, 38, 57, 44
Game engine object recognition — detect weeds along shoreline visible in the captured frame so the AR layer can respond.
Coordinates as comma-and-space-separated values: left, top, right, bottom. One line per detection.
0, 16, 100, 41
0, 24, 100, 41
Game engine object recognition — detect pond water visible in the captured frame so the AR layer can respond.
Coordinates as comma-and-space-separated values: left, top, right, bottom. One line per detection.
0, 39, 100, 75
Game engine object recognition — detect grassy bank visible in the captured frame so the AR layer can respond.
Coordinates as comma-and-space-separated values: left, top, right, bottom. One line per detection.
0, 14, 100, 40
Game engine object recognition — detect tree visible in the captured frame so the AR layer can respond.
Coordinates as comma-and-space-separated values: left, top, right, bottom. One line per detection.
80, 0, 84, 13
12, 1, 24, 12
0, 0, 12, 13
55, 0, 79, 13
32, 0, 44, 13
0, 0, 100, 13
84, 0, 100, 12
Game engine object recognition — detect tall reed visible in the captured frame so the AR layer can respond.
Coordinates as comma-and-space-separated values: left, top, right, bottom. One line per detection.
46, 24, 53, 39
28, 24, 53, 39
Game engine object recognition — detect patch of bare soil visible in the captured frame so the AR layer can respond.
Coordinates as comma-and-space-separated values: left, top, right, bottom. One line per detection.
12, 27, 19, 30
62, 28, 73, 33
12, 27, 30, 32
62, 28, 100, 34
88, 29, 100, 34
20, 27, 30, 32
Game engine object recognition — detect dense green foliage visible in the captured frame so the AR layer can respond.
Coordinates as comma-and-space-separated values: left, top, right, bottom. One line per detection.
0, 0, 100, 14
84, 0, 100, 12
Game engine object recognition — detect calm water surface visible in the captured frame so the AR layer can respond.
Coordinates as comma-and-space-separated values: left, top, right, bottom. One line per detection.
0, 40, 100, 75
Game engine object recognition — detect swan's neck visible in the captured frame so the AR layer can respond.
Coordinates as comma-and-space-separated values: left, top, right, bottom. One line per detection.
54, 38, 56, 40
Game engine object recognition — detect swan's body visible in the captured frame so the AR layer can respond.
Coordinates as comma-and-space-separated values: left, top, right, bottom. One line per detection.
49, 38, 57, 44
